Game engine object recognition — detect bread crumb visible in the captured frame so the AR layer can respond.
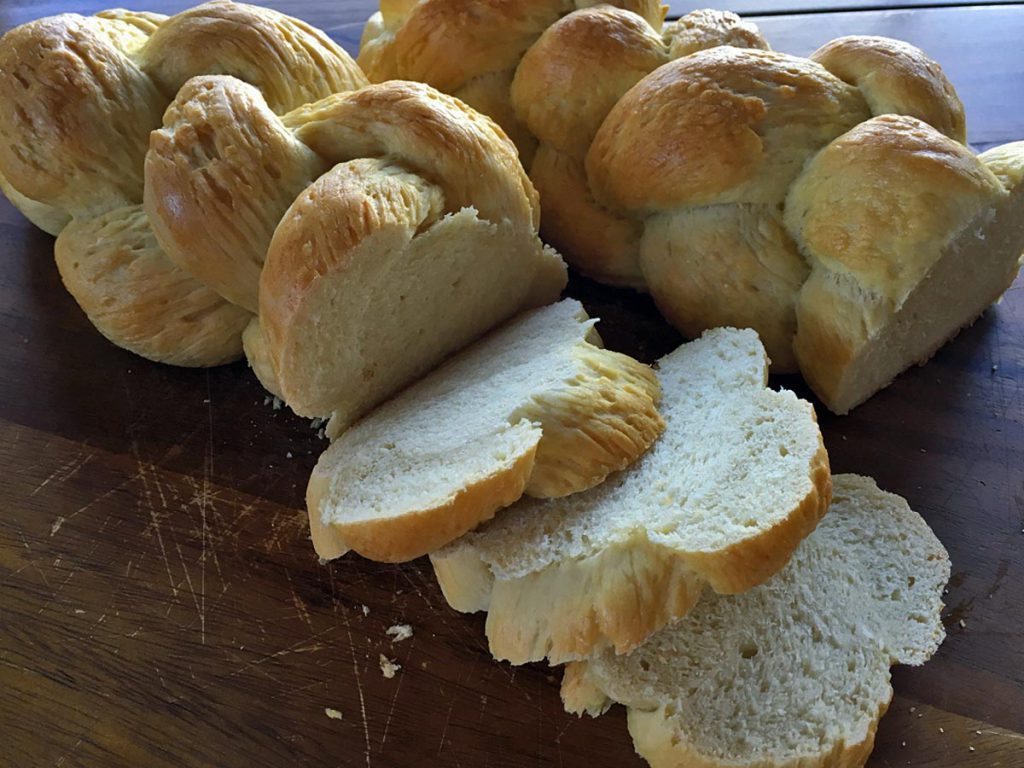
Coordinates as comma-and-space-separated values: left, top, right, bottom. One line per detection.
324, 708, 343, 721
386, 624, 413, 643
317, 428, 327, 440
901, 741, 906, 747
959, 619, 966, 629
969, 746, 976, 752
379, 654, 401, 679
909, 706, 916, 713
361, 605, 370, 617
311, 416, 326, 429
976, 730, 982, 735
286, 451, 293, 459
991, 364, 998, 373
939, 728, 945, 734
272, 397, 283, 410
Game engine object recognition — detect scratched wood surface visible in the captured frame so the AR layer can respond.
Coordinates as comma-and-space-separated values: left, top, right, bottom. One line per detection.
0, 2, 1022, 767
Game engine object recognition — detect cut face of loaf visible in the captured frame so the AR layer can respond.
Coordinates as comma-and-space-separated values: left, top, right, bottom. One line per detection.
562, 474, 950, 768
431, 328, 831, 664
307, 299, 664, 563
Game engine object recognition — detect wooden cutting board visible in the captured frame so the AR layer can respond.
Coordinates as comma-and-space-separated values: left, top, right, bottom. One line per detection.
1, 1, 1022, 766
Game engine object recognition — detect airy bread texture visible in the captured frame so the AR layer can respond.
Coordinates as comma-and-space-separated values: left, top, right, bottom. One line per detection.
508, 20, 1021, 412
431, 328, 830, 664
307, 299, 663, 563
360, 4, 769, 287
562, 474, 950, 768
148, 76, 567, 430
0, 1, 366, 366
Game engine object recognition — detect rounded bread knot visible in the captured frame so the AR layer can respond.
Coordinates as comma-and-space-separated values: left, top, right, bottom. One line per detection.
0, 1, 367, 366
357, 0, 667, 169
147, 76, 567, 428
511, 8, 771, 287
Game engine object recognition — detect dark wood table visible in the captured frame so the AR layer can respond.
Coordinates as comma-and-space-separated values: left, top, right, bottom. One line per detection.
1, 1, 1022, 766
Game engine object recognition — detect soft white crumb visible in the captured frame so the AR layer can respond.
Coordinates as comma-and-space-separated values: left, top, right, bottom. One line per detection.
975, 730, 982, 735
317, 428, 327, 440
909, 707, 916, 713
959, 619, 966, 629
386, 624, 413, 643
969, 746, 976, 752
939, 728, 945, 734
379, 654, 401, 679
324, 708, 343, 721
286, 451, 293, 459
74, 609, 86, 615
271, 396, 283, 410
361, 605, 370, 617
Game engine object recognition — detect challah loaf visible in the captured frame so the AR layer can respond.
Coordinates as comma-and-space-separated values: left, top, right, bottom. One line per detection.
0, 1, 367, 366
308, 299, 663, 563
525, 30, 1022, 412
431, 327, 830, 665
561, 474, 950, 768
147, 75, 567, 430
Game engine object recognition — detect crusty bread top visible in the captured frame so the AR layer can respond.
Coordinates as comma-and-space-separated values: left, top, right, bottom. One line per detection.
811, 35, 965, 142
588, 47, 869, 212
307, 299, 663, 563
432, 327, 830, 662
562, 474, 950, 768
786, 114, 1007, 305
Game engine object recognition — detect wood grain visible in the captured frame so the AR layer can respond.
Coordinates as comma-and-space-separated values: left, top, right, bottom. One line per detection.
1, 2, 1023, 767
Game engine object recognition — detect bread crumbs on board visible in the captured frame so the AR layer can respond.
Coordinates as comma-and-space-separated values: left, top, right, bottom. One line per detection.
379, 654, 401, 679
324, 708, 343, 721
386, 624, 413, 642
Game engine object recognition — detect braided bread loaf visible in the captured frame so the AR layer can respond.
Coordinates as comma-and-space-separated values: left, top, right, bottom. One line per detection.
0, 1, 366, 366
581, 39, 1023, 412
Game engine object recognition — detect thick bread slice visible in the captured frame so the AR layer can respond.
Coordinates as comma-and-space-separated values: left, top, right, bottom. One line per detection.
431, 328, 831, 664
307, 299, 664, 563
562, 474, 950, 768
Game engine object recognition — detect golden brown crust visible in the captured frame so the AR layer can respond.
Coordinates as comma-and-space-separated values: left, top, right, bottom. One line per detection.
662, 8, 770, 59
530, 145, 645, 287
812, 35, 966, 143
588, 47, 868, 212
54, 205, 249, 366
309, 443, 538, 563
785, 115, 1005, 302
482, 540, 706, 664
0, 2, 367, 367
284, 80, 539, 231
0, 13, 165, 217
136, 0, 367, 112
146, 75, 327, 312
511, 7, 668, 160
522, 345, 664, 497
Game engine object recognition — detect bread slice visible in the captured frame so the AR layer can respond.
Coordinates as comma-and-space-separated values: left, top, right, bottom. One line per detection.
562, 474, 950, 768
307, 299, 664, 563
431, 328, 831, 664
